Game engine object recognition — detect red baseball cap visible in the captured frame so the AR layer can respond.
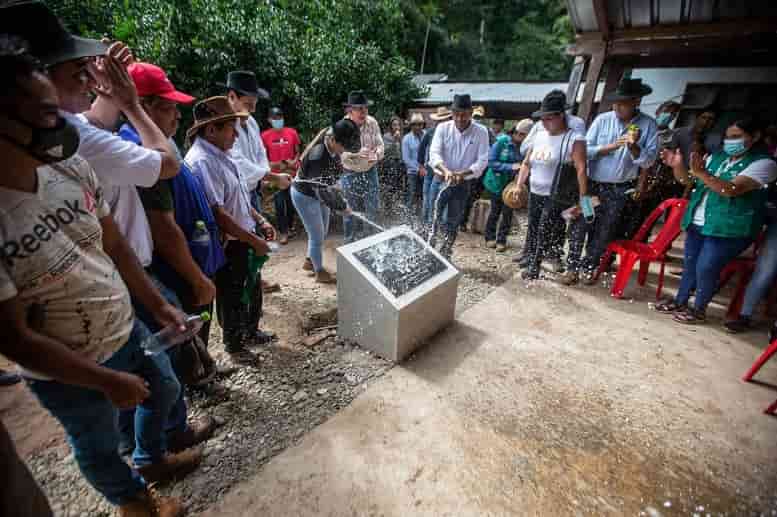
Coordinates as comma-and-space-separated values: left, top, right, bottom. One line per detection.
128, 62, 195, 104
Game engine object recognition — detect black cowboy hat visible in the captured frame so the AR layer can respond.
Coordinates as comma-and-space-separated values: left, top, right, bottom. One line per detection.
0, 1, 107, 66
218, 71, 270, 99
451, 94, 473, 112
604, 78, 653, 102
532, 90, 571, 118
344, 90, 373, 107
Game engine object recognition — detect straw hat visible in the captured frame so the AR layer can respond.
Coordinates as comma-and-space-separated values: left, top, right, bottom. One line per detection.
430, 106, 453, 121
502, 181, 528, 210
408, 112, 425, 125
473, 105, 486, 118
186, 96, 248, 142
513, 118, 534, 135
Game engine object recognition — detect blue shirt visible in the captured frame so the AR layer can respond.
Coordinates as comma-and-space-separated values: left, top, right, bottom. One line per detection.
586, 110, 658, 183
402, 131, 423, 175
488, 135, 522, 174
119, 124, 226, 283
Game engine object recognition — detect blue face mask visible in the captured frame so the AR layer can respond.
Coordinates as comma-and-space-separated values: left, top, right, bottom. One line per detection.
271, 119, 284, 129
656, 112, 675, 128
723, 138, 747, 157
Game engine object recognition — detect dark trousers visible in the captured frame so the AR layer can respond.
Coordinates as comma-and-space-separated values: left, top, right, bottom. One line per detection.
216, 241, 263, 351
431, 180, 471, 258
567, 180, 635, 274
676, 225, 752, 312
484, 191, 514, 244
273, 188, 296, 235
461, 177, 484, 229
523, 193, 566, 276
1, 419, 52, 516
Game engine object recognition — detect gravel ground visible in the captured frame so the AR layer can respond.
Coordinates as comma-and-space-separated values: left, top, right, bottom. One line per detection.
23, 212, 531, 516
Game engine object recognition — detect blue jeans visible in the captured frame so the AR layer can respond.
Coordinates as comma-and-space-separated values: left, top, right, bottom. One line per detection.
291, 186, 330, 272
431, 180, 471, 257
27, 319, 180, 505
676, 224, 752, 312
423, 175, 446, 226
119, 275, 186, 458
741, 221, 777, 317
341, 167, 379, 243
405, 173, 422, 212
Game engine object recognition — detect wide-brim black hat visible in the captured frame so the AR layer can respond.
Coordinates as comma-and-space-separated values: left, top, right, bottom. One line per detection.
604, 78, 653, 102
532, 89, 571, 118
451, 94, 473, 112
218, 70, 270, 99
344, 90, 373, 107
0, 1, 107, 66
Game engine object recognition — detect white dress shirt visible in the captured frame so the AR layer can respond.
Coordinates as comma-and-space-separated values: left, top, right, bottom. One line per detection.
428, 120, 490, 180
230, 115, 270, 192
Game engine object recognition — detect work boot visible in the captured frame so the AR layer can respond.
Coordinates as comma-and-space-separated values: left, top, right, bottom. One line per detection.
245, 329, 277, 347
135, 448, 203, 485
581, 272, 597, 286
496, 243, 507, 253
302, 257, 313, 271
315, 269, 337, 284
119, 489, 184, 517
724, 316, 752, 334
226, 347, 256, 365
556, 271, 579, 286
261, 280, 281, 294
167, 417, 217, 453
485, 240, 497, 249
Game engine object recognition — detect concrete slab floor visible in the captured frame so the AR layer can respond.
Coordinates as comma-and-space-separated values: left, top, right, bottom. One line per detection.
205, 276, 777, 516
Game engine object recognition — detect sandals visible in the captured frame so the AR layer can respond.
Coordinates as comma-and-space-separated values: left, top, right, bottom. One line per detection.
654, 299, 686, 314
673, 308, 707, 325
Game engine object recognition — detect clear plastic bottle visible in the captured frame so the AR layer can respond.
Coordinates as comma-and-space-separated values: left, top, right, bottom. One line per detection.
141, 312, 211, 356
191, 220, 210, 246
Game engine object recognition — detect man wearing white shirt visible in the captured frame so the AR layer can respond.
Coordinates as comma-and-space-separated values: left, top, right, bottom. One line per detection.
224, 71, 290, 292
428, 94, 490, 259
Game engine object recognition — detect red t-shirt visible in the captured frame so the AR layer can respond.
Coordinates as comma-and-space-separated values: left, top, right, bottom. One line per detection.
261, 127, 301, 172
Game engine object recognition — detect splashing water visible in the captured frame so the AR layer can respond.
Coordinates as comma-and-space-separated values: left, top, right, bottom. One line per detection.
350, 211, 385, 232
428, 180, 453, 244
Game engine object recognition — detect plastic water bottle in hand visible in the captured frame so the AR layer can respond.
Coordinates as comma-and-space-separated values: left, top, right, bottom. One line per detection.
141, 312, 211, 356
190, 220, 211, 265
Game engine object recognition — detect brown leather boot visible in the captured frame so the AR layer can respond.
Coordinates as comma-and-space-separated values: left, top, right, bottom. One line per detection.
167, 417, 217, 453
135, 447, 203, 484
315, 270, 336, 284
118, 489, 184, 517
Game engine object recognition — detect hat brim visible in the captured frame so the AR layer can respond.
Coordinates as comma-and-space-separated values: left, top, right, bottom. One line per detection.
217, 82, 270, 100
531, 106, 571, 118
186, 112, 249, 141
451, 106, 473, 113
343, 101, 374, 107
430, 112, 452, 121
44, 36, 107, 66
158, 90, 196, 105
603, 86, 653, 103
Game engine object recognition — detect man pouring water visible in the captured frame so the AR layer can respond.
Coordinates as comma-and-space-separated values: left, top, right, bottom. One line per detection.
428, 94, 490, 260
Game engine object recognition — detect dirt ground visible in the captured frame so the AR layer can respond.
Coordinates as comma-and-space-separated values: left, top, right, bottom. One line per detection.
0, 216, 527, 516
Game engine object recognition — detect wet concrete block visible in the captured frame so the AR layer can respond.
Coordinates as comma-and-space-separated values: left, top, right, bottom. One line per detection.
337, 226, 460, 362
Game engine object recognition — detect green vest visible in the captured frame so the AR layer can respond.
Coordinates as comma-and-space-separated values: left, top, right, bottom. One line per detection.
682, 150, 772, 238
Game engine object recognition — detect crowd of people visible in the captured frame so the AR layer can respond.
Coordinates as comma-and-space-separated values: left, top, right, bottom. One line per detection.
2, 2, 777, 516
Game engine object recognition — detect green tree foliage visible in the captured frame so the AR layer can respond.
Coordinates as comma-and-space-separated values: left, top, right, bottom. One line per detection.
44, 0, 424, 137
401, 0, 573, 81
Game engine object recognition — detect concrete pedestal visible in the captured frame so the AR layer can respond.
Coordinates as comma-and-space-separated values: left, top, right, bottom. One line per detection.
336, 226, 460, 362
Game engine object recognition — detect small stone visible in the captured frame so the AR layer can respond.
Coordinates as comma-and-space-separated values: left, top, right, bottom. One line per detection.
292, 390, 308, 402
317, 388, 328, 396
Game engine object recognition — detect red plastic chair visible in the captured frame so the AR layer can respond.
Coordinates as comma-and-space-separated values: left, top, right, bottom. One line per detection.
595, 198, 689, 299
719, 232, 766, 320
743, 338, 777, 382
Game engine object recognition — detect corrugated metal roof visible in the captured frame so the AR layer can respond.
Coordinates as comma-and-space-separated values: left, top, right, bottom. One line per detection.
415, 81, 604, 104
568, 0, 777, 33
416, 81, 570, 104
412, 74, 448, 88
